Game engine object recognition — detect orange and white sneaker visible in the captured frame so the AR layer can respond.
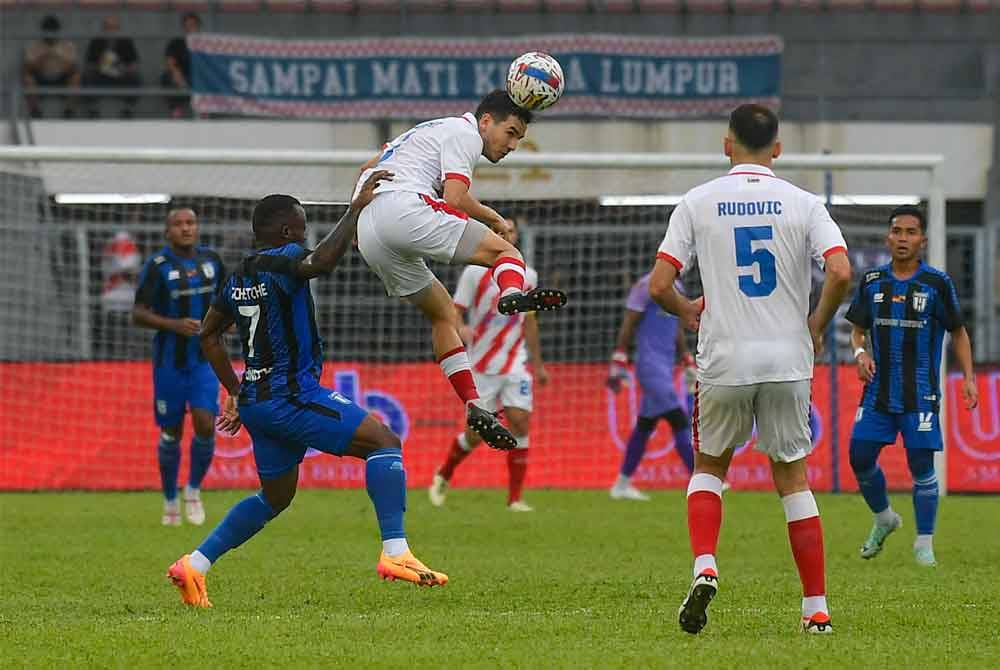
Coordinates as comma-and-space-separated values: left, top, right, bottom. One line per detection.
801, 611, 833, 634
377, 550, 448, 587
167, 554, 212, 608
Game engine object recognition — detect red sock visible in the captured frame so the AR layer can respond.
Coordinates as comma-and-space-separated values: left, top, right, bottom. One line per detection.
783, 491, 826, 597
438, 346, 479, 404
439, 436, 472, 481
507, 446, 528, 504
491, 256, 526, 298
687, 473, 724, 560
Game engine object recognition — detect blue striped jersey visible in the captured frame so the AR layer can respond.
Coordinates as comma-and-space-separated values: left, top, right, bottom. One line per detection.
135, 246, 226, 369
212, 242, 323, 404
845, 262, 963, 414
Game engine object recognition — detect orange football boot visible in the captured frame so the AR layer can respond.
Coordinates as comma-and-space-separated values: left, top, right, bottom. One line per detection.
377, 550, 448, 587
167, 554, 212, 608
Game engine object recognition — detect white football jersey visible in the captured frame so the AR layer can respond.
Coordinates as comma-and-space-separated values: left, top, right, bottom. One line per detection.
658, 163, 847, 386
354, 112, 482, 200
453, 264, 539, 376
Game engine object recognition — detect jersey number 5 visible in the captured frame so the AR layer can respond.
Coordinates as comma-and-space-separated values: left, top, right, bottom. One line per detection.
734, 226, 777, 297
238, 305, 261, 359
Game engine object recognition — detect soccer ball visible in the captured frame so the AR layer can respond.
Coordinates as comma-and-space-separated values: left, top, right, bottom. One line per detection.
506, 52, 565, 112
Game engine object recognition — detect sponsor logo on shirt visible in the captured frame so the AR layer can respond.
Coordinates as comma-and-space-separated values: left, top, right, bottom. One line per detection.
168, 270, 180, 280
892, 295, 906, 303
244, 367, 272, 382
873, 292, 884, 304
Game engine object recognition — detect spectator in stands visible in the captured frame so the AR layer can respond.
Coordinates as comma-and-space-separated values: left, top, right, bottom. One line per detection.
22, 15, 81, 119
83, 15, 142, 118
161, 13, 201, 118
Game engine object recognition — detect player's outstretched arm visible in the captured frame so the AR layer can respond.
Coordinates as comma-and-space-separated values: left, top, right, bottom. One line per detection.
807, 250, 852, 355
950, 326, 979, 409
442, 178, 506, 233
200, 306, 240, 398
297, 169, 393, 279
649, 259, 703, 332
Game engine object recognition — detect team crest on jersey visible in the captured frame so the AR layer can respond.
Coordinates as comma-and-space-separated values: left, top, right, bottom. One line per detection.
202, 262, 215, 279
167, 270, 180, 280
912, 292, 929, 313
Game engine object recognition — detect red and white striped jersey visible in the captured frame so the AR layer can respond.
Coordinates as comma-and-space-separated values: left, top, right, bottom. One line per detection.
453, 264, 539, 376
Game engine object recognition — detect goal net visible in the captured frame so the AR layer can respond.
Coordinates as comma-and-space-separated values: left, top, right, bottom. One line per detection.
2, 147, 977, 495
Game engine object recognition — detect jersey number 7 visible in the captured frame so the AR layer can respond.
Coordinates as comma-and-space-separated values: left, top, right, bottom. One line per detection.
238, 305, 261, 359
734, 225, 777, 298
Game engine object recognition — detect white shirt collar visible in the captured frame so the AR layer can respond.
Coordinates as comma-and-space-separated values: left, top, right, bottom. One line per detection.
462, 112, 476, 125
728, 163, 776, 177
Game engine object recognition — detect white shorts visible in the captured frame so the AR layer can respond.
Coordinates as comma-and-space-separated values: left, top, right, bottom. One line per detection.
694, 380, 812, 463
358, 190, 470, 297
474, 369, 533, 413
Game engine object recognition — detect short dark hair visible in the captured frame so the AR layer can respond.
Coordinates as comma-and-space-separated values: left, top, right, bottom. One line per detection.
475, 90, 532, 126
252, 194, 302, 234
729, 104, 779, 151
182, 12, 201, 26
889, 205, 926, 234
41, 15, 61, 32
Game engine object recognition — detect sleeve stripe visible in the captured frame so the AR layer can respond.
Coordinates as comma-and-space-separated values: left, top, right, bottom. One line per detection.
444, 172, 471, 188
822, 245, 847, 259
656, 252, 683, 271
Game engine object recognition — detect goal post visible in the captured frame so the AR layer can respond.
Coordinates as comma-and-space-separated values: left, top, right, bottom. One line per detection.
0, 146, 950, 494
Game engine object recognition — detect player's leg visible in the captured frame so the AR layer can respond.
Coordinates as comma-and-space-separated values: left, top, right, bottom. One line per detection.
665, 408, 695, 476
611, 415, 657, 501
429, 376, 496, 507
457, 223, 567, 316
849, 408, 903, 559
677, 383, 750, 635
504, 406, 532, 511
183, 364, 220, 525
901, 411, 942, 566
153, 365, 186, 526
758, 380, 831, 634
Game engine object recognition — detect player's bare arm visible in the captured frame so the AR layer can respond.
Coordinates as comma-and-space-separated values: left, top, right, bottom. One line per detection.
807, 250, 852, 356
442, 178, 506, 233
454, 305, 474, 346
607, 309, 641, 391
296, 170, 393, 279
132, 304, 201, 337
851, 324, 876, 383
199, 306, 241, 434
649, 259, 703, 332
524, 312, 548, 386
950, 325, 979, 409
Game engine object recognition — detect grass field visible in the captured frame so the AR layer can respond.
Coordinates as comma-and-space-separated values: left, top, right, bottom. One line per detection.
2, 488, 998, 668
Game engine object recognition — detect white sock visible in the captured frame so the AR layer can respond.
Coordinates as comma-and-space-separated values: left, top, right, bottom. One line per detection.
875, 507, 896, 526
614, 474, 630, 489
802, 595, 828, 618
456, 432, 472, 452
184, 485, 200, 500
189, 550, 212, 574
383, 538, 409, 557
164, 498, 179, 509
693, 554, 717, 578
914, 534, 933, 550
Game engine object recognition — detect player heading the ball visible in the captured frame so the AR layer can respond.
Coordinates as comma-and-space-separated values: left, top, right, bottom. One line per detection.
352, 89, 567, 453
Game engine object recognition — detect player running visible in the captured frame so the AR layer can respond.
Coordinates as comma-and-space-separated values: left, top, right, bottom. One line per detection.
354, 90, 567, 452
650, 104, 852, 634
133, 207, 225, 527
167, 171, 448, 609
606, 273, 696, 501
846, 205, 978, 567
428, 217, 549, 512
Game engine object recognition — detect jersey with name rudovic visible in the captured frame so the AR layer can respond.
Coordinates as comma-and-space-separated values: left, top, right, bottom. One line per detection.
213, 243, 323, 404
657, 164, 847, 386
845, 262, 962, 414
135, 246, 225, 369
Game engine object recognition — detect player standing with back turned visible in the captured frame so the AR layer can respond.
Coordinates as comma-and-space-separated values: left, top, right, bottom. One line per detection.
650, 104, 852, 634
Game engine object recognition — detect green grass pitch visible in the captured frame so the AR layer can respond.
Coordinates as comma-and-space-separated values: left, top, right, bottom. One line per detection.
2, 489, 997, 668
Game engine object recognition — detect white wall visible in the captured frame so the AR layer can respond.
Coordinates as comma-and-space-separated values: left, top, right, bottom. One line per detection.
16, 120, 990, 201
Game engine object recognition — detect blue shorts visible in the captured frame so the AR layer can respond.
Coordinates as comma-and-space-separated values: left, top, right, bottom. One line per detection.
851, 406, 943, 451
239, 386, 369, 480
153, 363, 220, 428
638, 374, 683, 419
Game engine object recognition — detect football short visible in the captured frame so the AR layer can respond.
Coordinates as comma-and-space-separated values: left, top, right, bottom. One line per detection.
851, 407, 943, 451
637, 372, 683, 419
474, 369, 533, 413
358, 190, 474, 297
239, 386, 369, 479
152, 362, 220, 428
694, 380, 812, 463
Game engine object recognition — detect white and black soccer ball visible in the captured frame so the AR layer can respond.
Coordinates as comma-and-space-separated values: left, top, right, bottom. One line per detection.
506, 52, 565, 112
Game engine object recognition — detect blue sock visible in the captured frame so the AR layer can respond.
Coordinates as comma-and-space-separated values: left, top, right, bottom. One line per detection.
196, 492, 275, 564
157, 434, 180, 502
365, 448, 407, 541
850, 439, 889, 515
620, 424, 653, 477
907, 449, 939, 535
674, 428, 694, 474
188, 434, 215, 490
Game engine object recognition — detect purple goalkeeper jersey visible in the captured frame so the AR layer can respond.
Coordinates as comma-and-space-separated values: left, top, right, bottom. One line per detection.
626, 273, 683, 416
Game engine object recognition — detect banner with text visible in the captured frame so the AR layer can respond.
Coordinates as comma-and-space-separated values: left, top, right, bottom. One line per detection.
2, 363, 996, 492
190, 34, 782, 119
